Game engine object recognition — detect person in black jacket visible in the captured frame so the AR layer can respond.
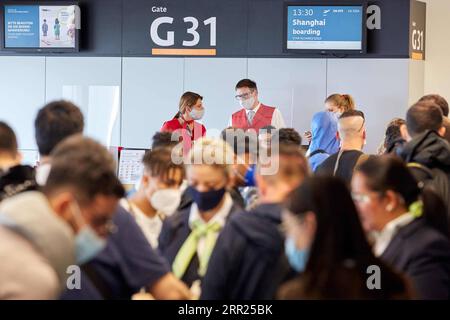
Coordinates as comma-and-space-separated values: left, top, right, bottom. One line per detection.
0, 121, 38, 201
400, 100, 450, 231
352, 156, 450, 299
158, 138, 242, 291
200, 145, 309, 299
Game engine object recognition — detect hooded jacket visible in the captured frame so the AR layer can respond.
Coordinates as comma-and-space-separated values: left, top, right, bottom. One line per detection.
0, 191, 75, 289
400, 130, 450, 229
401, 130, 450, 170
0, 165, 38, 201
307, 111, 340, 171
200, 203, 294, 300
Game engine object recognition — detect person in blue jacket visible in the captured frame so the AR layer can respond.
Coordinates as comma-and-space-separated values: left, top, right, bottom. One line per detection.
307, 111, 340, 172
200, 144, 309, 299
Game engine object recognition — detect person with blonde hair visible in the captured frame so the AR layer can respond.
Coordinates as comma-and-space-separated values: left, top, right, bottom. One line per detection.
158, 138, 242, 293
201, 144, 309, 300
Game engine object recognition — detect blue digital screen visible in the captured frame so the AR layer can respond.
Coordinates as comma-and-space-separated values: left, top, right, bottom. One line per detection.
287, 6, 364, 51
4, 5, 78, 49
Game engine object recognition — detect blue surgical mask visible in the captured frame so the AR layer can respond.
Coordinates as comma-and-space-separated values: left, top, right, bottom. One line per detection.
244, 164, 256, 187
188, 186, 226, 212
285, 237, 309, 273
75, 226, 107, 265
71, 201, 107, 265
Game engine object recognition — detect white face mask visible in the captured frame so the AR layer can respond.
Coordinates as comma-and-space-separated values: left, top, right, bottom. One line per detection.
189, 108, 205, 120
240, 96, 255, 110
150, 189, 182, 217
36, 163, 52, 186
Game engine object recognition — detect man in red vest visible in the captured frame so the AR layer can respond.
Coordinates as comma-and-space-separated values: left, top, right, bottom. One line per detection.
229, 79, 286, 133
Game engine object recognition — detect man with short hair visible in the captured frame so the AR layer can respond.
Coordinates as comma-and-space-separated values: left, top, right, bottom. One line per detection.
0, 121, 38, 201
200, 145, 309, 299
221, 127, 259, 210
151, 131, 179, 149
34, 101, 190, 299
122, 147, 185, 248
0, 136, 125, 299
405, 101, 446, 139
419, 94, 449, 117
401, 101, 450, 230
274, 128, 302, 147
34, 100, 84, 185
229, 79, 286, 132
316, 110, 367, 185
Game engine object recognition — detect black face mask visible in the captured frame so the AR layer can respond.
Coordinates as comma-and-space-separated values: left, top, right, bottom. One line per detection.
188, 186, 226, 212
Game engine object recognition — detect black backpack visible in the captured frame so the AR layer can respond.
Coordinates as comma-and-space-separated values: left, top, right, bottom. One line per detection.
407, 162, 450, 234
407, 162, 450, 203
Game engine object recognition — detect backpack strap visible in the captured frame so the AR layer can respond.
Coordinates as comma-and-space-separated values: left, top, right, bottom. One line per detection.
407, 162, 434, 181
308, 149, 328, 158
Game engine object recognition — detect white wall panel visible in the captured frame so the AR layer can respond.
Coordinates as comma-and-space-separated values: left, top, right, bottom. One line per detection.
46, 57, 122, 147
0, 56, 45, 150
184, 58, 247, 137
327, 59, 410, 154
247, 58, 327, 140
121, 57, 184, 148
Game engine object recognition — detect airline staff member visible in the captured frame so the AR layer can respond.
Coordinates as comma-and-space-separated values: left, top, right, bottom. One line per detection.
161, 92, 206, 153
229, 79, 286, 133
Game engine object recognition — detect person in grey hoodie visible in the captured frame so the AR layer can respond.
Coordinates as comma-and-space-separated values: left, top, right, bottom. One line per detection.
0, 136, 125, 299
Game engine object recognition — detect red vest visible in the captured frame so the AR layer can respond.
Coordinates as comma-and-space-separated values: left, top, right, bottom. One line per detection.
161, 118, 206, 154
231, 104, 275, 133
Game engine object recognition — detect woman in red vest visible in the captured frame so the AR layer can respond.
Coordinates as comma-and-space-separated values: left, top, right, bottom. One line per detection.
161, 92, 206, 152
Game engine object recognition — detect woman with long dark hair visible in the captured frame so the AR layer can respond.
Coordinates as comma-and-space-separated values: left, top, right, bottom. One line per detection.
352, 155, 450, 299
278, 176, 412, 299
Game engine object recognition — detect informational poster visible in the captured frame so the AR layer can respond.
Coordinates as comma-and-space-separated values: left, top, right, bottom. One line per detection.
286, 5, 364, 51
4, 5, 77, 49
117, 149, 147, 185
409, 0, 426, 60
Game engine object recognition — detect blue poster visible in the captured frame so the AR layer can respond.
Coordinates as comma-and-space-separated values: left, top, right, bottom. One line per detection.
287, 6, 363, 50
4, 5, 40, 48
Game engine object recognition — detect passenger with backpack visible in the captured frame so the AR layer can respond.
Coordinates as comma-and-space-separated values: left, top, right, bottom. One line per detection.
400, 101, 450, 234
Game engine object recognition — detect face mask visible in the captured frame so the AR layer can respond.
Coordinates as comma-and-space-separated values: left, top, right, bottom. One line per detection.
239, 96, 255, 110
333, 111, 343, 120
71, 202, 107, 265
189, 108, 205, 120
150, 188, 182, 217
188, 186, 226, 212
75, 226, 107, 265
36, 163, 51, 186
285, 237, 309, 273
244, 164, 256, 187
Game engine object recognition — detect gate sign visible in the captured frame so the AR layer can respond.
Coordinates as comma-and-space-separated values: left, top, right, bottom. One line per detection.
409, 0, 426, 60
144, 0, 247, 56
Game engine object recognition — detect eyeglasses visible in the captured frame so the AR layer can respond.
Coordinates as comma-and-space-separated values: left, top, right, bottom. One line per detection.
91, 216, 118, 235
351, 193, 370, 204
235, 91, 253, 101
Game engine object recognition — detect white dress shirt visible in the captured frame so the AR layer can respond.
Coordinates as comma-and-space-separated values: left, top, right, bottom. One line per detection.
120, 199, 162, 249
372, 212, 416, 257
188, 192, 233, 259
228, 103, 286, 129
